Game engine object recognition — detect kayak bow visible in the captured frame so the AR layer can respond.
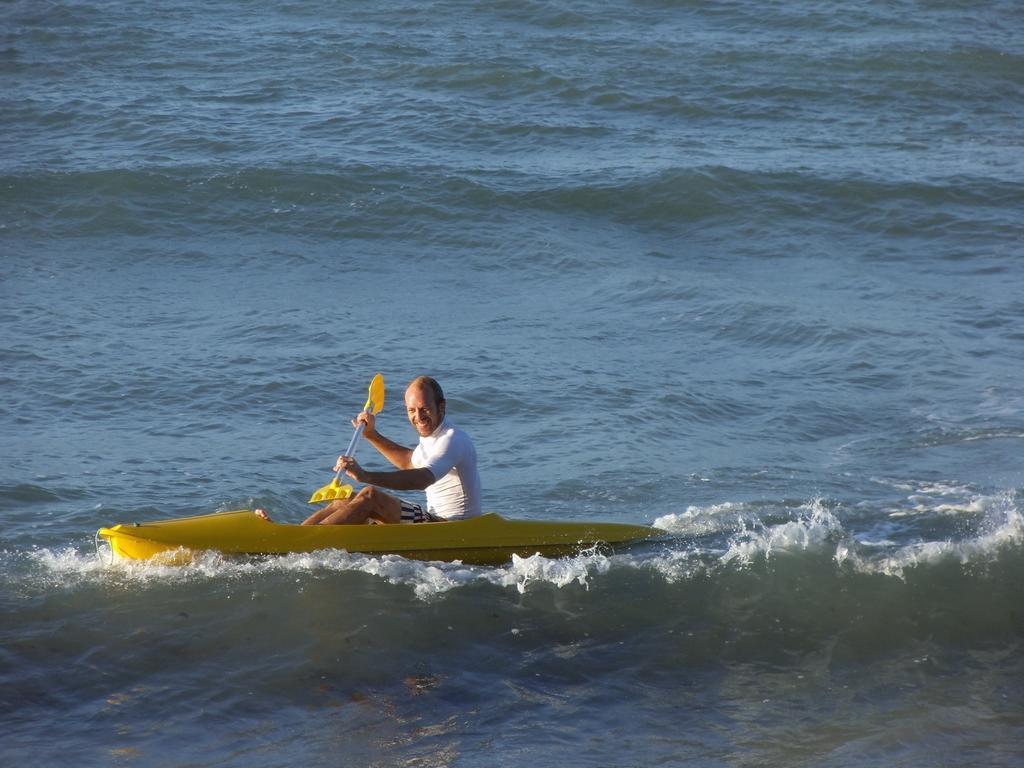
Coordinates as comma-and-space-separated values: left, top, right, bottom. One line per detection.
96, 510, 666, 565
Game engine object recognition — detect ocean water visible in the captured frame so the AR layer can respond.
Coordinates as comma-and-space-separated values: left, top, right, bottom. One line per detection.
2, 0, 1023, 765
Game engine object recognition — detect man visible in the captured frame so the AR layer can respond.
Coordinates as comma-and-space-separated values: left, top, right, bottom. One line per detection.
258, 376, 481, 525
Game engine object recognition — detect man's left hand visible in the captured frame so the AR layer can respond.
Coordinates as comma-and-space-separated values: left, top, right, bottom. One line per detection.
335, 455, 368, 483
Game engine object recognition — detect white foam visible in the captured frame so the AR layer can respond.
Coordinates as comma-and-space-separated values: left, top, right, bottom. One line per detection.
636, 546, 709, 583
264, 547, 615, 598
856, 538, 898, 548
871, 478, 991, 518
29, 545, 110, 586
504, 548, 612, 594
871, 492, 1024, 578
653, 501, 751, 536
20, 539, 621, 601
871, 476, 977, 500
916, 482, 973, 496
720, 497, 842, 566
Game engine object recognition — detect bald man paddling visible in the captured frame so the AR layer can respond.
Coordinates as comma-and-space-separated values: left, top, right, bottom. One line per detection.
257, 376, 481, 525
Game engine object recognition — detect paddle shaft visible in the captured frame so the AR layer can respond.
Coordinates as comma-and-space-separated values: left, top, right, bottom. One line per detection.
345, 422, 366, 459
321, 422, 365, 487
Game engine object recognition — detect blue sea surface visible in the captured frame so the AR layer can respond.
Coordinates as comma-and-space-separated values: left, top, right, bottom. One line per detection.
2, 1, 1023, 765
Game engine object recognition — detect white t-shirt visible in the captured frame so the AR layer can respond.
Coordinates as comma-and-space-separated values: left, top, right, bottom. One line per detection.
411, 419, 482, 520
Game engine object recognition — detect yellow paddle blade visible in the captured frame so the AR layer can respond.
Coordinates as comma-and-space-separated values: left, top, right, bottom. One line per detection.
308, 374, 383, 504
365, 372, 385, 414
308, 478, 354, 504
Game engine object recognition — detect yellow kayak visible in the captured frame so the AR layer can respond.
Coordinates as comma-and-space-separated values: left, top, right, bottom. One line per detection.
96, 510, 667, 565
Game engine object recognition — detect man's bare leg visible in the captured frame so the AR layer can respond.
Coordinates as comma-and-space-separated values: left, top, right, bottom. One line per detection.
254, 504, 350, 524
255, 487, 404, 525
302, 500, 348, 525
317, 485, 402, 525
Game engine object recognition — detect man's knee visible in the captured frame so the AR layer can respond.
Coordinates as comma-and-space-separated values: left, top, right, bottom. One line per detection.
355, 485, 401, 523
356, 485, 383, 504
355, 485, 393, 513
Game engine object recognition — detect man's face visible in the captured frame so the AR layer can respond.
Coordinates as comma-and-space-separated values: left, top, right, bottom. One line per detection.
405, 384, 444, 437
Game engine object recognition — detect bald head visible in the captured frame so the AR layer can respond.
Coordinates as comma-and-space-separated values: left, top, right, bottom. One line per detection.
407, 376, 444, 408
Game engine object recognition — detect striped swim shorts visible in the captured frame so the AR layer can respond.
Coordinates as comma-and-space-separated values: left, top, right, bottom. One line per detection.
399, 499, 442, 524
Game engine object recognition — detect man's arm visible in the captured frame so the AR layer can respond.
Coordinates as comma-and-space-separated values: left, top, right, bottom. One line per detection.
354, 411, 414, 469
335, 456, 434, 491
363, 431, 415, 470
